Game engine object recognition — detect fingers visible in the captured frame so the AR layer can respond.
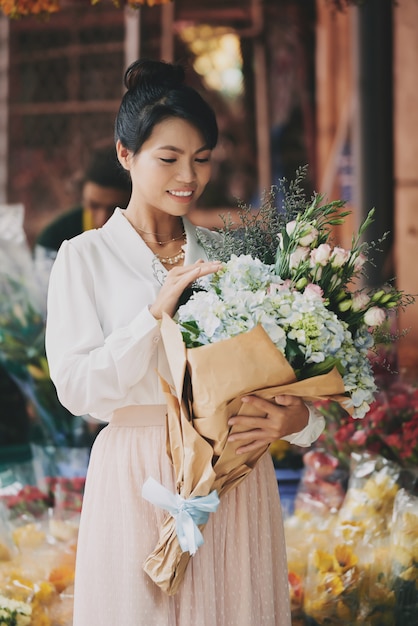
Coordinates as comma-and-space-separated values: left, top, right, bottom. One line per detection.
234, 439, 271, 455
274, 394, 305, 407
150, 260, 222, 319
228, 393, 309, 454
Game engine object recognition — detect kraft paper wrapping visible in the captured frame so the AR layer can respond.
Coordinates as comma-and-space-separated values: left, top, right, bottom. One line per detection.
143, 314, 348, 594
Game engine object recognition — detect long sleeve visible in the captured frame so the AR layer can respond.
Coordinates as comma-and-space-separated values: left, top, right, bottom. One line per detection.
46, 237, 161, 420
281, 402, 325, 447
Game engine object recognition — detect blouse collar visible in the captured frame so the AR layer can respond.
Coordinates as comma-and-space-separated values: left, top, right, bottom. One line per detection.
102, 208, 209, 279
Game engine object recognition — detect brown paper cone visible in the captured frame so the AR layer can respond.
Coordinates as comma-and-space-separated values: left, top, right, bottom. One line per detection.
143, 314, 349, 594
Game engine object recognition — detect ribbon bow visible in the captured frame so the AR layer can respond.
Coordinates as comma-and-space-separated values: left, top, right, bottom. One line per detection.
142, 477, 220, 555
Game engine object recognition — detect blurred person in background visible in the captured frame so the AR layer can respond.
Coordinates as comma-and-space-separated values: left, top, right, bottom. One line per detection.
34, 146, 132, 265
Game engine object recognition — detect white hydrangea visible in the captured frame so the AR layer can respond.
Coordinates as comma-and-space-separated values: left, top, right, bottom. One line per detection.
177, 254, 377, 418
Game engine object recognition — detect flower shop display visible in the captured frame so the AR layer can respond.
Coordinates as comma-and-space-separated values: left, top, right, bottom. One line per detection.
142, 169, 412, 595
0, 502, 77, 626
390, 489, 418, 626
294, 448, 348, 517
285, 452, 410, 625
0, 452, 80, 625
336, 452, 401, 537
317, 377, 418, 472
0, 205, 92, 448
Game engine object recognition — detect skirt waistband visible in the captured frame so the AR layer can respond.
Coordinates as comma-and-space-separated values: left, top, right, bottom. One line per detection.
109, 405, 166, 427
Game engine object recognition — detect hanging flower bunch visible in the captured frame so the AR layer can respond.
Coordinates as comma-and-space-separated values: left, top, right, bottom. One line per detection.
0, 0, 171, 19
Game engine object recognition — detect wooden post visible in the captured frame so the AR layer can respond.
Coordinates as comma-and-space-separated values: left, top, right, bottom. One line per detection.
124, 7, 141, 76
160, 2, 174, 63
0, 16, 9, 203
253, 39, 271, 196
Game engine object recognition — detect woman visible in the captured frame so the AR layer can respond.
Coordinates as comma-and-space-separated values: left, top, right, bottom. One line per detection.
46, 59, 324, 626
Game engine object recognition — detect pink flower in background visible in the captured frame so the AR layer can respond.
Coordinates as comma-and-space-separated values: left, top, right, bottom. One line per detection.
316, 379, 418, 469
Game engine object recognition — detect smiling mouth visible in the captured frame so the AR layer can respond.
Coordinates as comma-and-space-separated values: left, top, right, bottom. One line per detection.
168, 190, 193, 197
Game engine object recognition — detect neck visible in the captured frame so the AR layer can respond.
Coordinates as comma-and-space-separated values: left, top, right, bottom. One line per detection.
124, 211, 184, 244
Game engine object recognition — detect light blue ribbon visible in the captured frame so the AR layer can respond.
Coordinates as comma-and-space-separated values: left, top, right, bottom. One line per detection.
142, 477, 220, 555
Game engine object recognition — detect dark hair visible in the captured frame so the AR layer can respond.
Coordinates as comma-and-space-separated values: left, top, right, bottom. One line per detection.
114, 59, 218, 154
84, 146, 132, 192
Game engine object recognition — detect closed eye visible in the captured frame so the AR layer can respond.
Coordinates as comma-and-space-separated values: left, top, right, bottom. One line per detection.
195, 157, 210, 163
160, 158, 176, 163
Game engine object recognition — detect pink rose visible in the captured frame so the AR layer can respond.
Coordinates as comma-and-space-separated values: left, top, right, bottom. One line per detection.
352, 292, 370, 312
353, 252, 367, 272
331, 246, 350, 268
310, 243, 331, 266
289, 246, 310, 270
303, 283, 324, 300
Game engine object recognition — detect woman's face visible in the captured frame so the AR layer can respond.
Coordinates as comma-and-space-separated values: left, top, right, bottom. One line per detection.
117, 117, 212, 218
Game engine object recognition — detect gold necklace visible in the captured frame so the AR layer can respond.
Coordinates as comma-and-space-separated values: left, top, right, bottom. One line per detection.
141, 232, 185, 246
133, 224, 184, 246
124, 214, 185, 246
155, 242, 186, 265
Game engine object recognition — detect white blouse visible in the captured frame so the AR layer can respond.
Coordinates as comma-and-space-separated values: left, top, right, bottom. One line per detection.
46, 208, 324, 444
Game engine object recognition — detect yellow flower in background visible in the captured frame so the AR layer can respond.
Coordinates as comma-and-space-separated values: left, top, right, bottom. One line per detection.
0, 0, 59, 18
339, 520, 366, 543
399, 566, 418, 582
319, 572, 345, 596
392, 545, 414, 568
334, 543, 358, 572
269, 438, 291, 460
363, 474, 399, 511
313, 549, 335, 573
32, 582, 56, 605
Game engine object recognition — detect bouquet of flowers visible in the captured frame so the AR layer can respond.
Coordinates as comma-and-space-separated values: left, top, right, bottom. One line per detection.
142, 168, 411, 594
178, 253, 376, 418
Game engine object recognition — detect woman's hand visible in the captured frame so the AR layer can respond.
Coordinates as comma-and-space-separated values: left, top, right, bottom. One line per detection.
227, 394, 309, 455
149, 259, 222, 320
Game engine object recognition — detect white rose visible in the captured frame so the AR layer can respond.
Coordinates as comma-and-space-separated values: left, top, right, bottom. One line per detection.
364, 306, 386, 327
310, 243, 332, 266
285, 220, 297, 236
299, 226, 318, 247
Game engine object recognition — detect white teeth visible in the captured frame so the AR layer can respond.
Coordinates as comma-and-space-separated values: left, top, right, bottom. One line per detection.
169, 190, 193, 197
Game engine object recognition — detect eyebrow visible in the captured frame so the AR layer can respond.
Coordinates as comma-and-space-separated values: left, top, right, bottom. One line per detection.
157, 145, 210, 154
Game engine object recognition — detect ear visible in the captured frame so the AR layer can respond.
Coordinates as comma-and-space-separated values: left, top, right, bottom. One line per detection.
116, 140, 131, 171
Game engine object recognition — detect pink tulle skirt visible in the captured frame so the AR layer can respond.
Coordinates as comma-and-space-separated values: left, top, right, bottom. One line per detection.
73, 406, 291, 626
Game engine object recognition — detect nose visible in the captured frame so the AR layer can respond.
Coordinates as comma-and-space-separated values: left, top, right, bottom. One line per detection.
176, 159, 196, 184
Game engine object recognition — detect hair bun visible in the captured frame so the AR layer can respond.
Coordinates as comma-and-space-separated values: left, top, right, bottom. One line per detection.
124, 59, 185, 92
